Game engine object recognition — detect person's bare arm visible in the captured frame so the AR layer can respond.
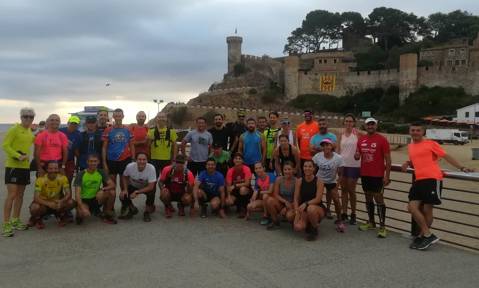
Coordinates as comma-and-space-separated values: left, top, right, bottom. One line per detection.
293, 178, 301, 210
131, 182, 156, 199
129, 141, 135, 161
120, 175, 129, 198
171, 141, 178, 161
180, 139, 187, 156
261, 135, 266, 164
192, 180, 201, 207
238, 135, 244, 155
273, 148, 281, 175
384, 152, 392, 186
293, 147, 301, 175
35, 144, 44, 175
443, 154, 474, 172
102, 139, 109, 173
34, 192, 57, 210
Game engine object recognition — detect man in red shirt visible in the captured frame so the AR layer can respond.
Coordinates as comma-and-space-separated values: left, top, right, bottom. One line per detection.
296, 110, 319, 171
402, 123, 474, 250
355, 118, 391, 238
158, 155, 195, 218
130, 111, 149, 157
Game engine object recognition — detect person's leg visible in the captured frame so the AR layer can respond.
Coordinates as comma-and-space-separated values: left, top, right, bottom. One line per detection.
348, 178, 358, 216
181, 192, 193, 216
340, 177, 349, 216
160, 187, 174, 218
293, 210, 307, 232
373, 192, 386, 227
210, 197, 221, 211
330, 187, 342, 221
265, 197, 281, 224
325, 190, 332, 217
408, 200, 429, 236
3, 184, 18, 223
29, 203, 48, 229
246, 199, 263, 220
143, 188, 155, 222
237, 187, 250, 218
422, 204, 434, 228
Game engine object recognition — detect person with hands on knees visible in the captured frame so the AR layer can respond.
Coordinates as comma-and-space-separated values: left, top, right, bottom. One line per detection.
74, 154, 117, 225
120, 152, 157, 222
225, 152, 252, 219
246, 162, 275, 223
193, 158, 226, 219
355, 118, 391, 238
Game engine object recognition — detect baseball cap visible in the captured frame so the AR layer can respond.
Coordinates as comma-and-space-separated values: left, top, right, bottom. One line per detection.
68, 116, 81, 124
213, 143, 223, 149
365, 117, 378, 124
237, 109, 246, 117
175, 154, 186, 164
280, 118, 291, 125
86, 115, 97, 123
320, 138, 334, 145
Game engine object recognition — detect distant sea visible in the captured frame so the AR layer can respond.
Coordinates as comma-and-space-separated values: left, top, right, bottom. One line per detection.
0, 123, 13, 133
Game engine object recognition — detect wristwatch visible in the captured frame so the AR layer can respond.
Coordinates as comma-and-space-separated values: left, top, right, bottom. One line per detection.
61, 164, 66, 169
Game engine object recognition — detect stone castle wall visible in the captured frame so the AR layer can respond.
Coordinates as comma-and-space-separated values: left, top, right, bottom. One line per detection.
417, 66, 479, 95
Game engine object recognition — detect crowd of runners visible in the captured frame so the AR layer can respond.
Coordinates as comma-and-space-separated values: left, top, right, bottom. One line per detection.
2, 107, 474, 250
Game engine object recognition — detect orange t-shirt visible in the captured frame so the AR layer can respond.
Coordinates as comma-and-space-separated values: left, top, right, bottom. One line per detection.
408, 140, 446, 180
296, 121, 319, 160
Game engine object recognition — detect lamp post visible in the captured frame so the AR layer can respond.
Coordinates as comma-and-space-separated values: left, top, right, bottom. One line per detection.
153, 98, 164, 113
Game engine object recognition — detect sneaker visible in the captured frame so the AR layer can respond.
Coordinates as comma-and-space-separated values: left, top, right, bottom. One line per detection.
75, 217, 84, 225
35, 219, 45, 230
65, 210, 74, 223
358, 222, 376, 231
178, 205, 185, 217
325, 209, 333, 219
200, 205, 207, 218
341, 213, 348, 221
349, 214, 357, 225
102, 215, 118, 225
2, 222, 14, 237
377, 227, 387, 238
416, 234, 440, 250
119, 205, 130, 219
164, 206, 173, 218
306, 227, 318, 241
27, 217, 36, 227
260, 217, 271, 225
237, 208, 246, 219
409, 236, 423, 249
336, 221, 346, 233
143, 212, 151, 222
266, 221, 280, 230
130, 205, 139, 216
10, 218, 28, 231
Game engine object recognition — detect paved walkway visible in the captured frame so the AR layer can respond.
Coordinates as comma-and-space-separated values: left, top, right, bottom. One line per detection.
0, 207, 477, 288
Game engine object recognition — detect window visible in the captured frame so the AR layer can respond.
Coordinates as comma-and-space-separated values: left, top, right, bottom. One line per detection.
333, 58, 337, 63
461, 60, 466, 65
455, 60, 460, 66
459, 48, 466, 55
449, 49, 455, 56
318, 59, 322, 64
447, 60, 453, 66
465, 112, 470, 118
475, 111, 479, 117
324, 59, 327, 64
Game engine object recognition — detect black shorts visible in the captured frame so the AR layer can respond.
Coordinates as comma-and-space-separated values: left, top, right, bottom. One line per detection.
409, 179, 442, 205
150, 159, 171, 178
199, 184, 220, 201
82, 198, 102, 215
361, 176, 384, 194
107, 159, 131, 176
5, 167, 30, 185
324, 183, 337, 192
187, 161, 206, 177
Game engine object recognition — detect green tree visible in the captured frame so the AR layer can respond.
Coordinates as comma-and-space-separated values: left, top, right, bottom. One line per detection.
428, 10, 479, 42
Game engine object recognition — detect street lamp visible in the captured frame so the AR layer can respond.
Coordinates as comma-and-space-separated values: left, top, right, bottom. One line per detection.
153, 98, 164, 112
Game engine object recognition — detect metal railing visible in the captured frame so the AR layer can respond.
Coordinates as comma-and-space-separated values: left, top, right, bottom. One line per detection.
345, 164, 479, 251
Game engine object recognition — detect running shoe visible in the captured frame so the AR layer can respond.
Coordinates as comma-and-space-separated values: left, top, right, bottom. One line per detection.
164, 206, 173, 218
266, 221, 280, 230
102, 215, 118, 225
10, 218, 28, 231
130, 205, 139, 216
358, 222, 376, 231
178, 204, 185, 216
260, 217, 271, 225
377, 227, 387, 238
200, 205, 207, 218
120, 205, 129, 218
143, 212, 151, 222
75, 217, 83, 225
27, 216, 36, 227
35, 219, 45, 230
306, 227, 318, 241
341, 213, 348, 221
325, 209, 333, 219
335, 220, 346, 233
409, 236, 423, 249
416, 234, 440, 250
2, 222, 14, 237
349, 213, 357, 225
65, 210, 74, 223
237, 208, 246, 219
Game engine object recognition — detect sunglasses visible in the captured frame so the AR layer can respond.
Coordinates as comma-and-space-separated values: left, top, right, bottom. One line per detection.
22, 115, 34, 119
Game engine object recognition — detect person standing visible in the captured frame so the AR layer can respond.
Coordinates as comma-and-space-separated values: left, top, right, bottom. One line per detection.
208, 113, 229, 151
264, 112, 280, 172
130, 111, 149, 157
96, 107, 110, 134
147, 112, 177, 178
238, 118, 266, 171
225, 110, 246, 154
338, 114, 363, 225
59, 116, 82, 184
2, 108, 36, 237
296, 110, 319, 169
181, 117, 213, 176
257, 116, 268, 134
355, 118, 391, 238
402, 123, 474, 250
78, 116, 103, 170
276, 118, 297, 147
34, 114, 68, 177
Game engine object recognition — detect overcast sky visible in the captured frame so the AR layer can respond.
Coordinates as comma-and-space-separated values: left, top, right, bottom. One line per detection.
1, 0, 478, 123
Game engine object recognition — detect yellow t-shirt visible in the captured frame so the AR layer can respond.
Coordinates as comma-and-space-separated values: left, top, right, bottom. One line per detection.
148, 127, 177, 160
35, 175, 69, 200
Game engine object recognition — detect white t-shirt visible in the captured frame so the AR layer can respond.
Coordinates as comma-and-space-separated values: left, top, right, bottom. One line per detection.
312, 152, 344, 184
123, 162, 157, 189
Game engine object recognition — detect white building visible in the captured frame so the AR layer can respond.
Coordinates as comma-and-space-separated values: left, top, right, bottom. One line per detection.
454, 103, 479, 124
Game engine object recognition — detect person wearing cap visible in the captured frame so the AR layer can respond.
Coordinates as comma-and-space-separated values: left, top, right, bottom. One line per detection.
276, 118, 297, 147
2, 108, 36, 237
78, 115, 103, 170
263, 112, 280, 172
59, 115, 82, 183
129, 111, 149, 157
225, 152, 252, 218
238, 118, 266, 172
158, 154, 195, 218
225, 109, 246, 154
208, 113, 229, 151
296, 110, 319, 171
355, 117, 391, 238
312, 138, 346, 232
35, 114, 68, 177
209, 142, 230, 176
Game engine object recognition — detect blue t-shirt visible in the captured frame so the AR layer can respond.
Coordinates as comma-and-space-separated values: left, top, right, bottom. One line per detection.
310, 132, 337, 149
241, 131, 262, 165
197, 170, 225, 196
105, 127, 132, 161
59, 127, 81, 161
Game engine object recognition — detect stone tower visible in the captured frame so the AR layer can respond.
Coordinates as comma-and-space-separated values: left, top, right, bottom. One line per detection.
227, 36, 243, 74
399, 53, 418, 104
284, 56, 300, 99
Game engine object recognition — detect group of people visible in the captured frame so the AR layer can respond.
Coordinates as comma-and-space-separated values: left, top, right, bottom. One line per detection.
2, 107, 473, 249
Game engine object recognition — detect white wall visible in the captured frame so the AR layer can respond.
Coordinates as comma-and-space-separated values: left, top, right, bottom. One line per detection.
455, 103, 479, 123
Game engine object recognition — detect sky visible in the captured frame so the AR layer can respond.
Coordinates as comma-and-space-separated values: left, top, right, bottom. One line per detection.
1, 0, 478, 123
